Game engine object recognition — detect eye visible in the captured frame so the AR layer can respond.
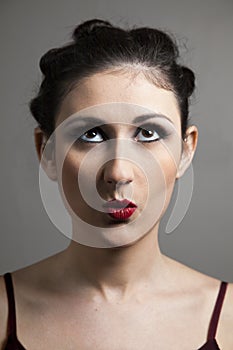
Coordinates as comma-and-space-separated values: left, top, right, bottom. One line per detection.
135, 128, 160, 142
79, 127, 105, 143
135, 123, 168, 143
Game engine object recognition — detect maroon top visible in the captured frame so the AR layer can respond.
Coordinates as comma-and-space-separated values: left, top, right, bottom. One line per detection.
3, 272, 228, 349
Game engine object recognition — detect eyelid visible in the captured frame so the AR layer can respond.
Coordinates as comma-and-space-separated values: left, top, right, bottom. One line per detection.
78, 126, 107, 143
71, 122, 170, 143
136, 122, 169, 135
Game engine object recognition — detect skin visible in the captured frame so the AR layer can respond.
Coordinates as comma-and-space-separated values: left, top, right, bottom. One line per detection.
0, 70, 233, 349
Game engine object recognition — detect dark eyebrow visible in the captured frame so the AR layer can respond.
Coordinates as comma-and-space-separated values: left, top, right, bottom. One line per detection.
64, 113, 174, 127
133, 113, 174, 124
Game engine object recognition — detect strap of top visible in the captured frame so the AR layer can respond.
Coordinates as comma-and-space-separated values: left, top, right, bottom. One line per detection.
3, 272, 17, 337
207, 281, 228, 340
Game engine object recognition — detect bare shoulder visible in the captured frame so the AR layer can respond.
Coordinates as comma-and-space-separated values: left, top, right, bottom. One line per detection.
10, 250, 66, 290
162, 254, 224, 291
183, 267, 233, 347
217, 281, 233, 348
224, 280, 233, 303
0, 274, 8, 349
222, 281, 233, 319
0, 251, 65, 349
168, 257, 233, 346
224, 281, 233, 332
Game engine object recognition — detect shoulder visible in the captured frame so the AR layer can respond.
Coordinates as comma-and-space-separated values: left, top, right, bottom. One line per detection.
0, 274, 8, 349
225, 280, 233, 297
217, 281, 233, 348
0, 253, 61, 348
163, 255, 225, 292
218, 280, 233, 320
222, 281, 233, 317
0, 251, 67, 303
177, 264, 233, 346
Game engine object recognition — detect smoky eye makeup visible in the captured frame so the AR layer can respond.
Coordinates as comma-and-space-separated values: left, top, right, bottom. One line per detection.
136, 122, 172, 140
64, 123, 106, 142
62, 118, 174, 146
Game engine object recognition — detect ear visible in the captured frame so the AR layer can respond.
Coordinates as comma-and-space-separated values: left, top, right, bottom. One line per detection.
34, 126, 57, 181
176, 125, 198, 179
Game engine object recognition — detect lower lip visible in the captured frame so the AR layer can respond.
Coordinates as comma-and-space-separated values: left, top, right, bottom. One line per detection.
107, 207, 137, 220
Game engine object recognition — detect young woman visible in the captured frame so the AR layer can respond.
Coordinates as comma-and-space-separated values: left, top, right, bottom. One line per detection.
0, 19, 232, 350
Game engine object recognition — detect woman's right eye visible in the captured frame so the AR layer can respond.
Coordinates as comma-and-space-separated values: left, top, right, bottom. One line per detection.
79, 127, 105, 143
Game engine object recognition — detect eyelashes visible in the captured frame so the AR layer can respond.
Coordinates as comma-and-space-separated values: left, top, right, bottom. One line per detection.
135, 123, 171, 143
79, 127, 106, 143
68, 123, 171, 145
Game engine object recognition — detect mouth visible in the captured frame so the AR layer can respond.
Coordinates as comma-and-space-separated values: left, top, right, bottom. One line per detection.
103, 199, 137, 220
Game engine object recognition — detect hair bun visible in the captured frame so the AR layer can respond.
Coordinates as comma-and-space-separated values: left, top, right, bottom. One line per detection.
180, 66, 195, 98
39, 48, 60, 77
72, 18, 113, 41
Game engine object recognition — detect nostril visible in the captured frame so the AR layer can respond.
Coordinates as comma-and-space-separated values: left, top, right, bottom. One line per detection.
102, 159, 134, 185
118, 179, 132, 185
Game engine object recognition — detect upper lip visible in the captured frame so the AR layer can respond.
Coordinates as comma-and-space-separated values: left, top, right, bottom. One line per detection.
103, 199, 137, 209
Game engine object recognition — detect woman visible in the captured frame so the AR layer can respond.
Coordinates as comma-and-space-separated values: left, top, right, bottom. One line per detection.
0, 19, 232, 349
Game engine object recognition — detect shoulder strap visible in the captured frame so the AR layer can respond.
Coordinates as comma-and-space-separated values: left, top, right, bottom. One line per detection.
3, 272, 17, 337
207, 281, 228, 340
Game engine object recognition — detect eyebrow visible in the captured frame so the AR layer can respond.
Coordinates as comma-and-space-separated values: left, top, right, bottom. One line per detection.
65, 113, 174, 127
133, 113, 174, 124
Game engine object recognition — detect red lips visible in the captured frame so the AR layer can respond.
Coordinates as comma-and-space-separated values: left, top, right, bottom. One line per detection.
103, 199, 137, 220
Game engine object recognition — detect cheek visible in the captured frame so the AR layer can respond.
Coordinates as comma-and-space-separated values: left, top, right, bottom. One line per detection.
149, 160, 176, 202
162, 157, 178, 188
62, 157, 78, 191
152, 145, 180, 201
158, 139, 181, 185
58, 152, 84, 208
159, 154, 179, 219
59, 148, 102, 212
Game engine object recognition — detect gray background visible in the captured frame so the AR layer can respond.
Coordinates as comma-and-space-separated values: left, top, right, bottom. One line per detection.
0, 0, 232, 281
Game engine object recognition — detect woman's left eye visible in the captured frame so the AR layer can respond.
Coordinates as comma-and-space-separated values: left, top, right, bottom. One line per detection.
135, 128, 160, 142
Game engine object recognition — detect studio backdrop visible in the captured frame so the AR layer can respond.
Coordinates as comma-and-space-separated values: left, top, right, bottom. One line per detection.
0, 0, 232, 281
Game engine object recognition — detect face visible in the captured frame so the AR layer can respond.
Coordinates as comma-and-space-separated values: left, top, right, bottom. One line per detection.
38, 70, 198, 247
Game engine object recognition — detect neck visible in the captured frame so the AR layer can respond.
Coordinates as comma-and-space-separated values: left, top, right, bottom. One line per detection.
61, 223, 171, 301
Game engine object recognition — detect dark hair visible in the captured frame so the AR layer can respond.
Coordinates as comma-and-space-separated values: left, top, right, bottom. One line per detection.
29, 18, 195, 139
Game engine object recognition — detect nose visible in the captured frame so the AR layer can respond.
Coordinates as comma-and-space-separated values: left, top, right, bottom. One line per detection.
103, 158, 134, 186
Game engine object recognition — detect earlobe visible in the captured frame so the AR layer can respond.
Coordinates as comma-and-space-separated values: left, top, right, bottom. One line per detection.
176, 126, 198, 179
34, 127, 57, 181
176, 143, 192, 179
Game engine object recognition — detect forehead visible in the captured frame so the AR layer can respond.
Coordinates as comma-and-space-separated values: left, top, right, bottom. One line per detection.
55, 71, 181, 130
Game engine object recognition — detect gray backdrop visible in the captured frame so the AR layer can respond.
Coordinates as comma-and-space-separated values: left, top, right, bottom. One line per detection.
0, 0, 232, 281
